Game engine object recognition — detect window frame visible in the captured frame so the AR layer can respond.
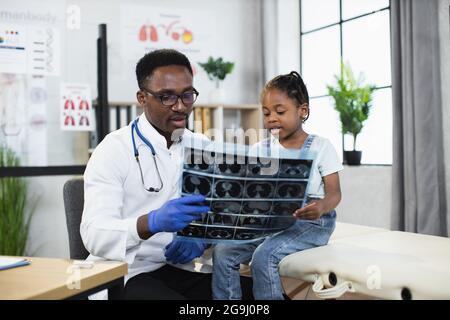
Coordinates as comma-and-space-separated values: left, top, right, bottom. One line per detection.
299, 0, 392, 165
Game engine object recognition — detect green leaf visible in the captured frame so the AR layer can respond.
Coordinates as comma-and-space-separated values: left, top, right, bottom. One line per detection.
198, 56, 235, 82
326, 61, 375, 150
0, 146, 37, 256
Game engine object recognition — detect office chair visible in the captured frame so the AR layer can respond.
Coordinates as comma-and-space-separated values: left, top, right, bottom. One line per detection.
63, 178, 89, 260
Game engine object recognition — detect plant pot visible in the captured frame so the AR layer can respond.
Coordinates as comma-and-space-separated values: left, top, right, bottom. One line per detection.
208, 87, 226, 104
344, 151, 362, 165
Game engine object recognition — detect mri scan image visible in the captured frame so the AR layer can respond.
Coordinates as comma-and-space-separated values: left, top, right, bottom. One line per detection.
244, 181, 276, 198
178, 146, 314, 243
242, 201, 272, 215
215, 154, 247, 177
212, 201, 242, 214
273, 202, 303, 216
209, 213, 236, 226
279, 159, 312, 178
184, 148, 215, 173
276, 181, 307, 199
206, 227, 234, 240
178, 225, 206, 238
247, 156, 279, 177
182, 173, 212, 197
238, 216, 267, 228
214, 179, 244, 198
234, 229, 264, 241
212, 201, 241, 214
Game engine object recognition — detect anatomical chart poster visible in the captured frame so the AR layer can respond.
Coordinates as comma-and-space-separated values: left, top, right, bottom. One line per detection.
60, 83, 94, 131
0, 23, 60, 76
0, 73, 47, 166
119, 5, 216, 77
178, 143, 315, 243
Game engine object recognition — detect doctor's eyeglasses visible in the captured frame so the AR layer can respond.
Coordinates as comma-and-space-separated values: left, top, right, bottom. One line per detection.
142, 88, 199, 107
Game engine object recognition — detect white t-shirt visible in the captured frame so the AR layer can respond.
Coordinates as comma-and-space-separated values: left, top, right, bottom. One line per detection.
251, 135, 343, 198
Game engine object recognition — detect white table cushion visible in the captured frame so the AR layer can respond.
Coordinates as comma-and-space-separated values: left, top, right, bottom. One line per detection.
279, 224, 450, 299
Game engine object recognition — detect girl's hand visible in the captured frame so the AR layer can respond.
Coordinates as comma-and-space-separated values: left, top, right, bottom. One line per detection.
294, 172, 342, 221
293, 201, 326, 220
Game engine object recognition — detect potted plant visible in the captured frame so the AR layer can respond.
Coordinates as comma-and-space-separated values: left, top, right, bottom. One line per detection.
198, 56, 234, 103
0, 146, 35, 255
327, 62, 375, 165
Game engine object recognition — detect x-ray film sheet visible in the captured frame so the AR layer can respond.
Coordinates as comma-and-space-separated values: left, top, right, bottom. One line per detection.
177, 142, 316, 243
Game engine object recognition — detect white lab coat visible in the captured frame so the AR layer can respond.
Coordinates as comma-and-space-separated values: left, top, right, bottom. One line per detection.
80, 113, 211, 299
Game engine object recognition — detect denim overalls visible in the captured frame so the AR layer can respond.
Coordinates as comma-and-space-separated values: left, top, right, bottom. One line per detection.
212, 135, 337, 300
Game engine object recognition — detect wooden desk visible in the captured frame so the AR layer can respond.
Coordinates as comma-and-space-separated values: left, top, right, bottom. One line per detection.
0, 256, 128, 300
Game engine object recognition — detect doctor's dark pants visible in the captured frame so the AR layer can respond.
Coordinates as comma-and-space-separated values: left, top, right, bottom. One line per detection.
124, 264, 253, 300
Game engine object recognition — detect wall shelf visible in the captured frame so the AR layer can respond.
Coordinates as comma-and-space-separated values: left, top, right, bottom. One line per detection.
102, 102, 263, 144
192, 104, 262, 144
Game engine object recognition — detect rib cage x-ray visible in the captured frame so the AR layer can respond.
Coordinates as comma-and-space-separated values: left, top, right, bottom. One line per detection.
177, 141, 316, 243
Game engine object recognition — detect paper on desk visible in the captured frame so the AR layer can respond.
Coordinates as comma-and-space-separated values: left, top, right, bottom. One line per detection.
0, 257, 30, 271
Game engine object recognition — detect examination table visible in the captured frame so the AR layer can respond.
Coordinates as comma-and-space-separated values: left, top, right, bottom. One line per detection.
278, 222, 450, 300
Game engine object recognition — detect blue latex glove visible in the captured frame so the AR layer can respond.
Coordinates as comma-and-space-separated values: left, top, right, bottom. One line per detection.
147, 195, 210, 233
165, 238, 208, 264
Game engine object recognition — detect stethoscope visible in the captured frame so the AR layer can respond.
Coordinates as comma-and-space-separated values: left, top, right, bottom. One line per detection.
131, 117, 164, 192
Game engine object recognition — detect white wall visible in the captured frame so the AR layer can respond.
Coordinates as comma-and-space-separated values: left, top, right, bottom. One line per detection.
337, 166, 392, 229
262, 0, 300, 82
64, 0, 263, 102
276, 0, 300, 76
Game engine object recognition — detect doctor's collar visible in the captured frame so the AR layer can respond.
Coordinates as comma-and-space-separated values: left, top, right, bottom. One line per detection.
171, 128, 184, 143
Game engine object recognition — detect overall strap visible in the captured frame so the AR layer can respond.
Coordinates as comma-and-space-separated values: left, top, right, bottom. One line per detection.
302, 134, 318, 203
262, 138, 272, 157
262, 135, 315, 156
301, 134, 315, 152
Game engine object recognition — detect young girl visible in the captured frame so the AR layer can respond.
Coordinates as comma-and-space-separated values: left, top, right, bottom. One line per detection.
212, 71, 343, 300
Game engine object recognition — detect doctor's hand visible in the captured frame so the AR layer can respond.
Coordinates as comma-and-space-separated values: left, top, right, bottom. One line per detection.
147, 195, 210, 234
165, 239, 208, 264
